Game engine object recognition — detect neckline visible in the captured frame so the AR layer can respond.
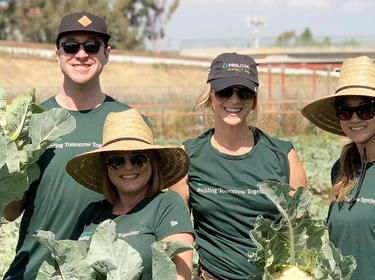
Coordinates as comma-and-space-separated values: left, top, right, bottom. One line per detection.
208, 127, 260, 159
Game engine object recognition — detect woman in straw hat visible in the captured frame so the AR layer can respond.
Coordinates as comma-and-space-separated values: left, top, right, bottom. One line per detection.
302, 56, 375, 280
66, 109, 194, 280
169, 53, 307, 280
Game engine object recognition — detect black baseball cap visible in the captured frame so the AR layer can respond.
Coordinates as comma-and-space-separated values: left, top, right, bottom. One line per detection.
207, 53, 259, 93
56, 12, 110, 45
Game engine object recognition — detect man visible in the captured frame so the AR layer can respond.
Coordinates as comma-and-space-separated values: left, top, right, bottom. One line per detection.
4, 12, 132, 279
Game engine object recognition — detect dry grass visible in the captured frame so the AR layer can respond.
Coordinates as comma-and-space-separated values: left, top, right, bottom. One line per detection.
0, 53, 338, 138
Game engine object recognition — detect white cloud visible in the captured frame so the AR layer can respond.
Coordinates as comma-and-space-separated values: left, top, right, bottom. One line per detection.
341, 1, 373, 13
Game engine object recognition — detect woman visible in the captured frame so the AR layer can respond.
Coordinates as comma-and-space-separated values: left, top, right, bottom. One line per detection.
302, 56, 375, 280
66, 109, 194, 280
169, 53, 307, 279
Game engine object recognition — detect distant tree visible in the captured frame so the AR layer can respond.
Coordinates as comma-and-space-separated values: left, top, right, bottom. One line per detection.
341, 38, 361, 46
296, 27, 316, 46
0, 0, 179, 51
275, 30, 295, 46
321, 36, 331, 46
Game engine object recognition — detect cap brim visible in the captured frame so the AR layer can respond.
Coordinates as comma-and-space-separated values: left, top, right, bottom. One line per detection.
210, 76, 258, 92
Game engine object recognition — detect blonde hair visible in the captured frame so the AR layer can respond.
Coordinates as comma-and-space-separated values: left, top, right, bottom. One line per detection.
330, 142, 360, 203
195, 83, 259, 127
101, 151, 164, 204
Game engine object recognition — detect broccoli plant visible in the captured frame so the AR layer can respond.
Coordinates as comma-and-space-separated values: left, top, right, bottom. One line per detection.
0, 86, 76, 217
33, 219, 193, 280
248, 181, 357, 280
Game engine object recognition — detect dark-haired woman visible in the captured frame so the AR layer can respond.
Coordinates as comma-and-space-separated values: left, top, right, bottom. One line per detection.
67, 109, 194, 280
302, 56, 375, 280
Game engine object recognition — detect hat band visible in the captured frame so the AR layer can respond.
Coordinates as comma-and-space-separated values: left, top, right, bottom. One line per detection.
335, 85, 375, 94
102, 137, 152, 148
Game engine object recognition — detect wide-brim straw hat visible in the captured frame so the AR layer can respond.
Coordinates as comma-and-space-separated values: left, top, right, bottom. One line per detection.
301, 56, 375, 136
66, 109, 190, 193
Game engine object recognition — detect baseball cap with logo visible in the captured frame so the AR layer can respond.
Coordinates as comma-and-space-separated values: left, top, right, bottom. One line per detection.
207, 53, 259, 93
56, 12, 110, 45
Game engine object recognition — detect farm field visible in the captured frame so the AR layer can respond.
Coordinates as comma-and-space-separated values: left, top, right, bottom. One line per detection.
0, 51, 346, 278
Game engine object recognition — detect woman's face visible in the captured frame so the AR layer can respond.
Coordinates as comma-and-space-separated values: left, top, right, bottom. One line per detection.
210, 85, 255, 126
104, 151, 152, 198
337, 96, 375, 144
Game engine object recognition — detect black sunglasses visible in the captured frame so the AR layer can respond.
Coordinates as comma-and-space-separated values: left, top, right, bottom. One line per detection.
335, 100, 375, 121
215, 87, 256, 101
60, 41, 104, 55
105, 153, 149, 170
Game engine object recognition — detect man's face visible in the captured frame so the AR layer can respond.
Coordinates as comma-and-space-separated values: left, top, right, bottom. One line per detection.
56, 32, 110, 86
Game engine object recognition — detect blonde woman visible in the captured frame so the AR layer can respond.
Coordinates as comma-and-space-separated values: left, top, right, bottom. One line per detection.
67, 109, 194, 280
302, 56, 375, 280
170, 53, 307, 279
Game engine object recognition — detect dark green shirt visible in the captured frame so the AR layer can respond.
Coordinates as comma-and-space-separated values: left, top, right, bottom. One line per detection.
329, 161, 375, 280
185, 128, 292, 280
4, 96, 131, 280
72, 191, 194, 280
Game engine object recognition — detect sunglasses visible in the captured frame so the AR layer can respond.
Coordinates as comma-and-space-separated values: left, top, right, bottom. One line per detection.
215, 87, 256, 101
60, 41, 104, 55
335, 100, 375, 121
105, 153, 149, 170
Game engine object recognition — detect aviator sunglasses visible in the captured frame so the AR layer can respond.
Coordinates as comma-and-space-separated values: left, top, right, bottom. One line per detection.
215, 87, 256, 101
60, 41, 104, 55
105, 153, 149, 170
335, 99, 375, 121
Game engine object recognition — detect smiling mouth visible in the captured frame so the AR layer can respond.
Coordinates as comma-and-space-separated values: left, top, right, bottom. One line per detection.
225, 107, 241, 113
351, 126, 365, 131
72, 64, 91, 69
120, 174, 138, 179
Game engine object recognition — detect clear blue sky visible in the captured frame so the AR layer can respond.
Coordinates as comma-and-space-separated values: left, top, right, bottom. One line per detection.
163, 0, 375, 44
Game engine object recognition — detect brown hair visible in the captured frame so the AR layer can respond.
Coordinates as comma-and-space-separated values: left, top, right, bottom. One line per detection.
101, 151, 164, 204
195, 83, 259, 127
330, 142, 360, 203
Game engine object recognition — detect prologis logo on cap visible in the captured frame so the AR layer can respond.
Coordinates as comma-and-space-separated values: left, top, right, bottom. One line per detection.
222, 63, 228, 68
78, 15, 92, 27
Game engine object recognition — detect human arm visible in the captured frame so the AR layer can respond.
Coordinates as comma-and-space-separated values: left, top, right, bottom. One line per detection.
168, 145, 191, 213
168, 174, 190, 213
288, 148, 308, 189
161, 232, 194, 280
3, 191, 27, 221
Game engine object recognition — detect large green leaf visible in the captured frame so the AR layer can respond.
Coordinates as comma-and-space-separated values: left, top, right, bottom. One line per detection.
86, 219, 143, 280
33, 230, 97, 280
5, 89, 35, 142
248, 181, 356, 280
0, 88, 76, 219
151, 240, 193, 280
20, 108, 76, 168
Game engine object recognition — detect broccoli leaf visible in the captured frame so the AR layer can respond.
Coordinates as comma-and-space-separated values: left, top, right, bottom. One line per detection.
0, 88, 76, 218
86, 219, 143, 280
33, 231, 96, 280
151, 240, 193, 280
248, 181, 356, 280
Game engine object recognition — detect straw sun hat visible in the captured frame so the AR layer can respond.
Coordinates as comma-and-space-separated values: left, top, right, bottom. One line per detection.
66, 109, 190, 193
301, 56, 375, 136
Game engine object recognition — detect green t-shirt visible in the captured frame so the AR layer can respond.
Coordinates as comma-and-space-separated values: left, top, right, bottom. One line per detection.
185, 127, 292, 280
329, 161, 375, 280
4, 96, 131, 280
72, 191, 194, 279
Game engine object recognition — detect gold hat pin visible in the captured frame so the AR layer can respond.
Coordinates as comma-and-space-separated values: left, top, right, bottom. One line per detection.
78, 15, 92, 27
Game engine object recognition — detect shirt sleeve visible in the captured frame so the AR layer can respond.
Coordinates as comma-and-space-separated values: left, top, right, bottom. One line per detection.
153, 191, 194, 240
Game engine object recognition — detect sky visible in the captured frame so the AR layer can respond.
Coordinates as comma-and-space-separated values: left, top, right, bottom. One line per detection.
160, 0, 375, 50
